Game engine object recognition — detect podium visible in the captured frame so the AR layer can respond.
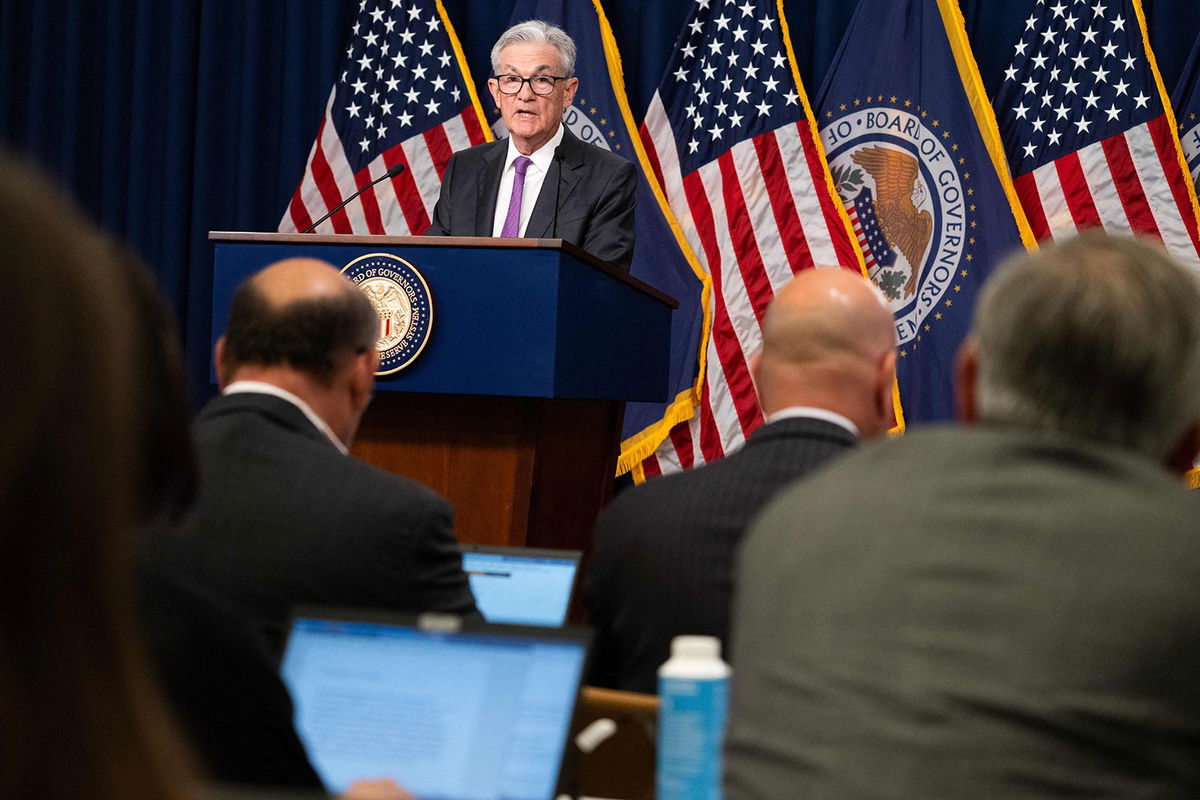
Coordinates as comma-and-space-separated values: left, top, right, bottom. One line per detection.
209, 233, 675, 554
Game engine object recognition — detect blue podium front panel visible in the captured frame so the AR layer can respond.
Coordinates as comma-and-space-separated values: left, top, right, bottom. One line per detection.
212, 239, 671, 401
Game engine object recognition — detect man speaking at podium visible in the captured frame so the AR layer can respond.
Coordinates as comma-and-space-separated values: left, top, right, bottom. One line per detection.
426, 20, 636, 272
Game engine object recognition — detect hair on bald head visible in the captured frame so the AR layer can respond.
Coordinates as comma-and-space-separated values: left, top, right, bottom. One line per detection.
971, 232, 1200, 460
223, 273, 377, 386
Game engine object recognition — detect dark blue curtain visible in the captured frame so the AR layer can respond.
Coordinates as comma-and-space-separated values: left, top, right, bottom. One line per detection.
1, 0, 1196, 402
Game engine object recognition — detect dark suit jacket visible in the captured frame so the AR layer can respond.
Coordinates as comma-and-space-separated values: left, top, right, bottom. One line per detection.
727, 425, 1200, 799
585, 416, 857, 693
425, 127, 637, 271
148, 393, 476, 643
138, 562, 322, 789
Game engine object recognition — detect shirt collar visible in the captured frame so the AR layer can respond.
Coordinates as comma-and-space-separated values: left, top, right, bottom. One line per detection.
764, 406, 860, 439
504, 123, 565, 174
222, 380, 349, 455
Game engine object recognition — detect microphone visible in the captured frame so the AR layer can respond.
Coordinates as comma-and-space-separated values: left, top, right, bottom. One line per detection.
302, 162, 406, 233
551, 146, 564, 238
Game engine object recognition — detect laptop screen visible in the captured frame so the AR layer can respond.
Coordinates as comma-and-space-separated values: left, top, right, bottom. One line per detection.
460, 547, 580, 627
281, 612, 589, 800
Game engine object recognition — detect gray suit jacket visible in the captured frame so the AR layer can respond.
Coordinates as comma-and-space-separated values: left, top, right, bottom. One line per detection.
425, 127, 637, 271
148, 393, 477, 644
586, 417, 857, 693
726, 425, 1200, 799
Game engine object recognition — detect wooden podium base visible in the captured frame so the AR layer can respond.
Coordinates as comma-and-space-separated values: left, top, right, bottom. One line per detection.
351, 392, 622, 554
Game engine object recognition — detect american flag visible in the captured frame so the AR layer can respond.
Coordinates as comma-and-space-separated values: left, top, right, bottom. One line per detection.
993, 0, 1200, 267
280, 0, 489, 235
637, 0, 861, 477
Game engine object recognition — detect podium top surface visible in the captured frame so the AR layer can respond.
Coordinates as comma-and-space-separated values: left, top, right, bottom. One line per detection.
209, 231, 677, 308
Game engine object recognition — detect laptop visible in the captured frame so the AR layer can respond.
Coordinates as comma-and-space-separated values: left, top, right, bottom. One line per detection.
458, 545, 582, 627
280, 608, 591, 800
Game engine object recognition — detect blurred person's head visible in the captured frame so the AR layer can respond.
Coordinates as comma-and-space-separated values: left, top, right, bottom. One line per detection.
751, 267, 898, 439
0, 154, 192, 797
956, 232, 1200, 475
215, 257, 379, 447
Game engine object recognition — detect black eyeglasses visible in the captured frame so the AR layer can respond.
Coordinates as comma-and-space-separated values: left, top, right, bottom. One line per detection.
491, 74, 568, 96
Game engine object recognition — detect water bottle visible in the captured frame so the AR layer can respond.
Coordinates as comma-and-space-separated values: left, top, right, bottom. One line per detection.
657, 635, 731, 800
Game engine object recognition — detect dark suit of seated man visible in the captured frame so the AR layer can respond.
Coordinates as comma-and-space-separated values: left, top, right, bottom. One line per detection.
585, 268, 898, 693
726, 233, 1200, 799
149, 258, 476, 645
425, 20, 636, 272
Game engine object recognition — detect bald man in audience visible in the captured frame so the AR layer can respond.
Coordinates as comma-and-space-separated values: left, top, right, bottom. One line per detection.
584, 267, 897, 693
150, 258, 476, 645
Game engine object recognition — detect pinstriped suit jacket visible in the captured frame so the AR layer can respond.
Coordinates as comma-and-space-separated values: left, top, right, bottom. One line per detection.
584, 416, 857, 693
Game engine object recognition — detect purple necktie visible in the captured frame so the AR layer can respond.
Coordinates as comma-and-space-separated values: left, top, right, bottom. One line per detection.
500, 155, 533, 237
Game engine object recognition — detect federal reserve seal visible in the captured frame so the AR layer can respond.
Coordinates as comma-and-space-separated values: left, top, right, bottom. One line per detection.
340, 253, 433, 375
821, 103, 971, 347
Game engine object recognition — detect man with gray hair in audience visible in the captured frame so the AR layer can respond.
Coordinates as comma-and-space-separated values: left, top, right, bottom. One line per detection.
726, 232, 1200, 799
426, 19, 636, 270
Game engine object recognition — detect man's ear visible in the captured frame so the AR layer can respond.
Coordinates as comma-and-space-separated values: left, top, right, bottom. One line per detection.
214, 337, 229, 389
954, 339, 979, 424
875, 350, 898, 421
348, 348, 378, 412
1163, 421, 1200, 478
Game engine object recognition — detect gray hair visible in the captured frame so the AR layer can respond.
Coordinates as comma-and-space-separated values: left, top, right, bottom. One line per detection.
970, 231, 1200, 460
490, 20, 577, 78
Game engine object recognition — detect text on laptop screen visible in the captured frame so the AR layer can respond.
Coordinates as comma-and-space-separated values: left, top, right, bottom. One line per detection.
281, 617, 585, 800
462, 552, 577, 626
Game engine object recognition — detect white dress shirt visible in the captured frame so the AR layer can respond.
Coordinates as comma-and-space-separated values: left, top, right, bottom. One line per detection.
223, 380, 348, 455
491, 123, 566, 238
764, 406, 860, 439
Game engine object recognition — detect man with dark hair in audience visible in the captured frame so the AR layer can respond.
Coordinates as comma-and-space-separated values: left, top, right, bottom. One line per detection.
150, 258, 476, 648
726, 233, 1200, 799
585, 267, 898, 693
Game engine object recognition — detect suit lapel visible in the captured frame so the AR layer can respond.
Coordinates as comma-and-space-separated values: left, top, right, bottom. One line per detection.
475, 142, 508, 236
526, 129, 585, 239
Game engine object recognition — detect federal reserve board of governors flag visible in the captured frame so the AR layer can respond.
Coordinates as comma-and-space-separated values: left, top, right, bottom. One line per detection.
816, 0, 1037, 422
992, 0, 1200, 269
639, 0, 864, 478
280, 0, 490, 234
1173, 31, 1200, 188
500, 0, 709, 477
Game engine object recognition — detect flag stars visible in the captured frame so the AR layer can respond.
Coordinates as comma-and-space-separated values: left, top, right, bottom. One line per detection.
370, 7, 385, 23
424, 98, 440, 114
1112, 14, 1125, 31
1105, 103, 1121, 121
1100, 40, 1118, 59
1081, 26, 1098, 44
347, 101, 361, 117
1113, 78, 1128, 96
352, 78, 367, 94
1092, 65, 1109, 83
771, 52, 787, 70
1132, 91, 1149, 108
1121, 54, 1136, 71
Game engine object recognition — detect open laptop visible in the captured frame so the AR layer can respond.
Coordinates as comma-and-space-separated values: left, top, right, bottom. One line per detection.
458, 545, 582, 627
280, 608, 591, 800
